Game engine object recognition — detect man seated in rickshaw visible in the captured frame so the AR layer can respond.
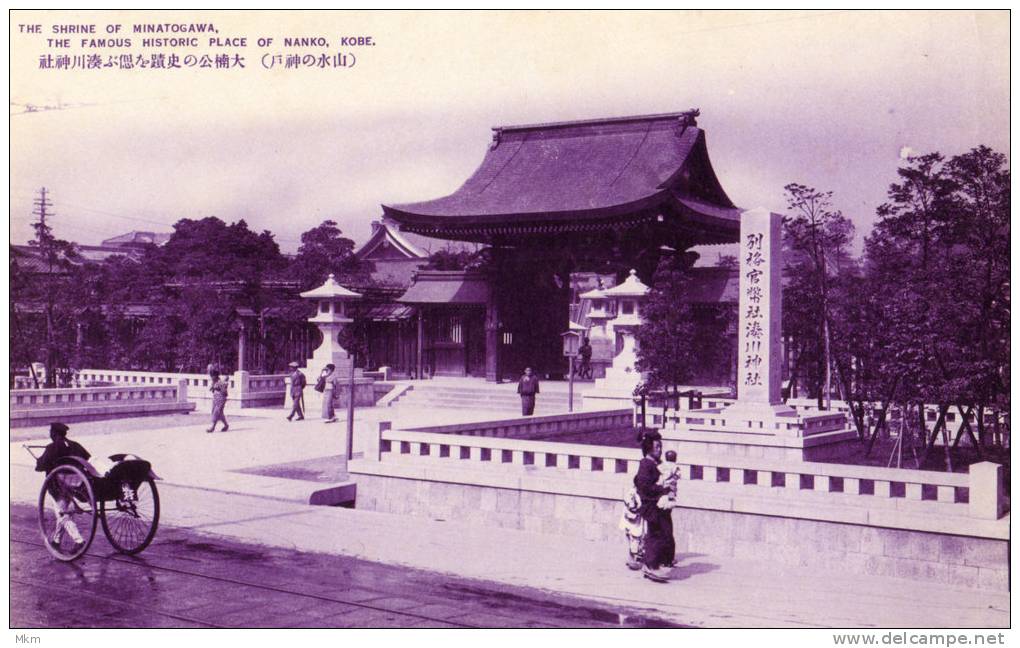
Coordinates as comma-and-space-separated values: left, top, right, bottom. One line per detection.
34, 422, 91, 551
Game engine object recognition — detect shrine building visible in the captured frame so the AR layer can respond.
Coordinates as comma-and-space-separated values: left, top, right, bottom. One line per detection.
364, 110, 742, 381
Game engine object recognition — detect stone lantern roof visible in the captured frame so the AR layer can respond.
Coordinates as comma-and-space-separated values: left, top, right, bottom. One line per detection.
299, 274, 362, 300
601, 269, 649, 298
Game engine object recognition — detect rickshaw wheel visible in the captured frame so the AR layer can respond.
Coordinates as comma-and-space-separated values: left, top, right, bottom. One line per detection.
38, 465, 98, 562
100, 478, 160, 554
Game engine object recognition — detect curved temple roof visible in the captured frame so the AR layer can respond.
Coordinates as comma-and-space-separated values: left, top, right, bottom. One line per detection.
382, 111, 741, 244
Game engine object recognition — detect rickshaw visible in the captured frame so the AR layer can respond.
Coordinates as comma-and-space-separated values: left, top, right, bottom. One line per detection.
25, 446, 161, 562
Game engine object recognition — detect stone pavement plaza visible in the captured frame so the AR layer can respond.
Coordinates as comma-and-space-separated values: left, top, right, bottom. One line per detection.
8, 407, 1009, 628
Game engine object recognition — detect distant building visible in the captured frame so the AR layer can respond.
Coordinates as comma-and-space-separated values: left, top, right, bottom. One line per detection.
100, 230, 172, 249
11, 229, 173, 275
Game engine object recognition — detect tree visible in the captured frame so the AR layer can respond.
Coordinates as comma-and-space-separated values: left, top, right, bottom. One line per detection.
943, 147, 1010, 442
13, 189, 83, 386
782, 184, 854, 407
635, 254, 698, 397
844, 147, 1010, 465
157, 217, 292, 372
425, 247, 486, 271
288, 220, 361, 291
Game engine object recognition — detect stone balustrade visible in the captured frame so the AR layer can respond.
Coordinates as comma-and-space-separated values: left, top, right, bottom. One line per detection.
351, 420, 1007, 590
403, 409, 632, 440
75, 369, 221, 389
71, 369, 288, 408
365, 421, 1005, 524
642, 396, 1007, 442
11, 382, 195, 427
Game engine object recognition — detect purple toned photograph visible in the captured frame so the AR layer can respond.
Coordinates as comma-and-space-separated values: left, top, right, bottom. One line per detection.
8, 9, 1009, 638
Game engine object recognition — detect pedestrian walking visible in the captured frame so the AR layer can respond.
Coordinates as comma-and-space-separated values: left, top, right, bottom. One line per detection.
634, 429, 674, 582
286, 361, 306, 421
316, 363, 339, 423
578, 336, 593, 379
517, 367, 540, 416
207, 369, 229, 433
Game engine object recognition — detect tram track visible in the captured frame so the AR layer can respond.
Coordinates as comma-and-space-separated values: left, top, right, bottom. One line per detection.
10, 536, 480, 628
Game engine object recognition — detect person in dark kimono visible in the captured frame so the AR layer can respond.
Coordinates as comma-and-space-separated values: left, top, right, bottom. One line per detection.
517, 367, 540, 416
207, 369, 229, 433
634, 429, 674, 582
286, 362, 306, 421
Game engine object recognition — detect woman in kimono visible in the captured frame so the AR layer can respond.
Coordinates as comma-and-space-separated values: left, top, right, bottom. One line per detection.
634, 429, 674, 582
207, 369, 229, 433
318, 363, 339, 422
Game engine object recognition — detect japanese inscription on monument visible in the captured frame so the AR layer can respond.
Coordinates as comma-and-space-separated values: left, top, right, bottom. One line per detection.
737, 208, 783, 405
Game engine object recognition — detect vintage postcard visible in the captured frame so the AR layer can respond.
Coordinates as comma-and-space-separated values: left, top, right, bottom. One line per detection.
8, 9, 1010, 640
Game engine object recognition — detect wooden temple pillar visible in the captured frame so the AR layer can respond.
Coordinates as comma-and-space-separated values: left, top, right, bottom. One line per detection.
416, 308, 424, 379
237, 322, 247, 372
485, 296, 500, 383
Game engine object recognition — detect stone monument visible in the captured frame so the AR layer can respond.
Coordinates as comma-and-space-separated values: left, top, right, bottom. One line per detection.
660, 208, 856, 461
729, 208, 793, 416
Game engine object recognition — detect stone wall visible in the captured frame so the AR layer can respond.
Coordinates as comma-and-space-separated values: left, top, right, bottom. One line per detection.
351, 470, 1009, 591
349, 419, 1008, 591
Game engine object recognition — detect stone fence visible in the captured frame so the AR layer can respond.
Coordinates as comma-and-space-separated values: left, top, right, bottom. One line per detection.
350, 419, 1009, 591
640, 395, 1009, 444
72, 369, 287, 408
10, 383, 195, 428
401, 408, 632, 440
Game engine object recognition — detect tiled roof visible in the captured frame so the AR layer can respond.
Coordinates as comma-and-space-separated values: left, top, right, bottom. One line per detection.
397, 271, 489, 304
101, 231, 171, 247
383, 111, 740, 243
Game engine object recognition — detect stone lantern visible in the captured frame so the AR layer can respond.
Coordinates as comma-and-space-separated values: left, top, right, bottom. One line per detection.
582, 269, 650, 410
285, 274, 363, 416
299, 273, 362, 376
598, 269, 649, 381
578, 284, 615, 379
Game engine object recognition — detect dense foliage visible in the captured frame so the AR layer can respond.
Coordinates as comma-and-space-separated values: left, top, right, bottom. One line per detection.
11, 216, 363, 377
785, 147, 1010, 463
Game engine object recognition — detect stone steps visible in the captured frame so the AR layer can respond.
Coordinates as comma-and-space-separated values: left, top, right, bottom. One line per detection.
389, 383, 572, 414
396, 392, 571, 405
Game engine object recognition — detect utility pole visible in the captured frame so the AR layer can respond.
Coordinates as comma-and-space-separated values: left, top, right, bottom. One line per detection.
31, 187, 57, 387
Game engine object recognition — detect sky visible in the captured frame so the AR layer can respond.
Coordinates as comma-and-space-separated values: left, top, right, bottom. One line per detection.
9, 10, 1010, 254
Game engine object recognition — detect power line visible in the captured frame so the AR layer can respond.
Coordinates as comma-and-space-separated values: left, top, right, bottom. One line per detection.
62, 203, 181, 229
59, 203, 301, 243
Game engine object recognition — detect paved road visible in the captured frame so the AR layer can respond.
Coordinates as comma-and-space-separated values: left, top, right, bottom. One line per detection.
10, 504, 681, 629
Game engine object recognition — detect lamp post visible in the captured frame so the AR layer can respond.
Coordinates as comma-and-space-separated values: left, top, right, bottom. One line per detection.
561, 325, 584, 413
345, 341, 356, 469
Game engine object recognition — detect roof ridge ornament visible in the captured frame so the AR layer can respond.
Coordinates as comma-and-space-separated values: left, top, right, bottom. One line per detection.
490, 127, 504, 150
676, 108, 700, 138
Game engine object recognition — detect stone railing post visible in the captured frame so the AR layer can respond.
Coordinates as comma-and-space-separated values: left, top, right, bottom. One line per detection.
969, 462, 1005, 520
364, 421, 390, 462
177, 379, 189, 403
234, 370, 250, 405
